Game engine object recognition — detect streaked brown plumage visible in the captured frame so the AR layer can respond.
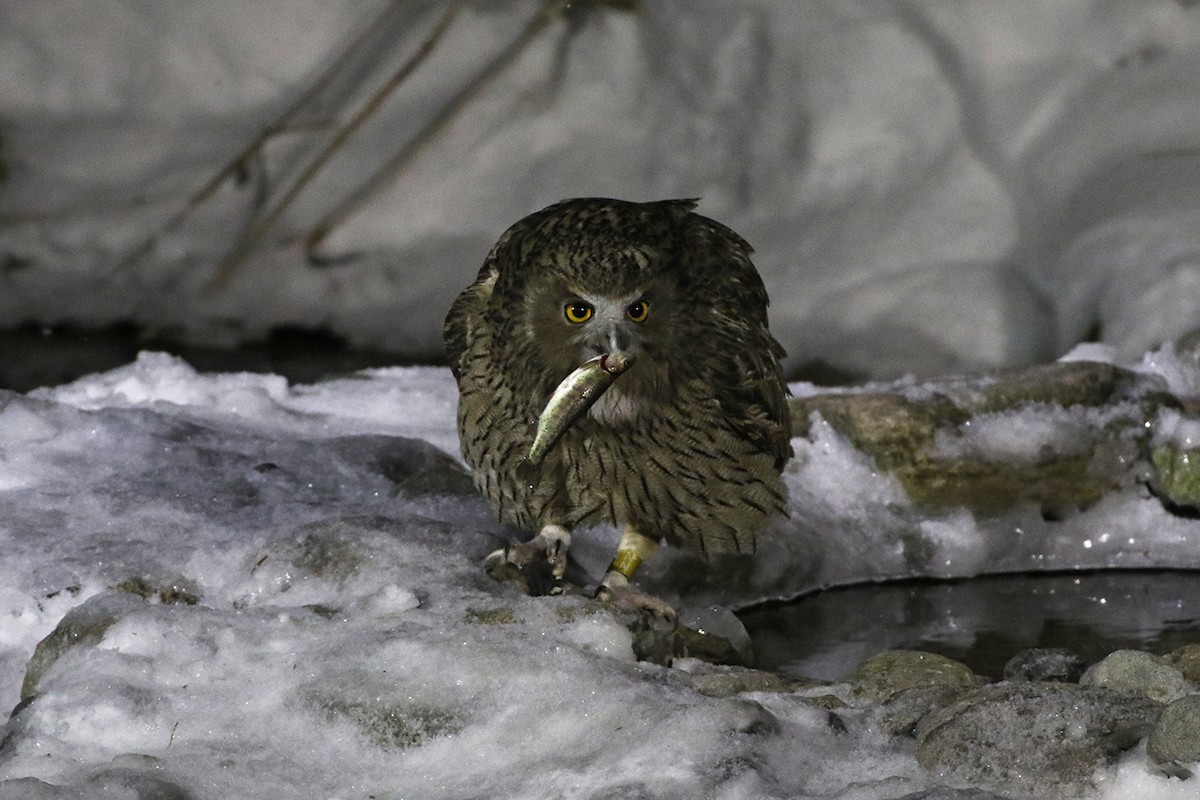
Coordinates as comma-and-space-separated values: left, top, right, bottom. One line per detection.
444, 197, 791, 597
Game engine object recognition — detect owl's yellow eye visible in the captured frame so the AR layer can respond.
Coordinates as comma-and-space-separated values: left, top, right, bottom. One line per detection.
564, 301, 593, 324
626, 300, 650, 323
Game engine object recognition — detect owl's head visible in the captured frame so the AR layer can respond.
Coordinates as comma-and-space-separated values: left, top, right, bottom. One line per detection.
490, 198, 700, 396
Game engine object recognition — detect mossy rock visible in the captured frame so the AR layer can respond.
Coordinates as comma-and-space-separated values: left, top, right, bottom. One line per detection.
845, 650, 978, 703
791, 360, 1168, 513
1150, 445, 1200, 509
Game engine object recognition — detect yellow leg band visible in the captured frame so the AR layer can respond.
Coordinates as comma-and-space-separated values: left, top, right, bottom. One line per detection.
607, 526, 659, 580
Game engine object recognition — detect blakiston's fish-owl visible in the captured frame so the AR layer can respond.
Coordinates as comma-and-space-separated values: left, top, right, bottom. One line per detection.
444, 197, 791, 605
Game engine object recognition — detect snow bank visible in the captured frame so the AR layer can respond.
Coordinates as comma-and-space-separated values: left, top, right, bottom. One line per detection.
0, 350, 1197, 797
5, 2, 1200, 377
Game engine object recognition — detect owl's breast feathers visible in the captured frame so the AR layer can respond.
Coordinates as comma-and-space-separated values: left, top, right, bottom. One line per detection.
444, 198, 792, 556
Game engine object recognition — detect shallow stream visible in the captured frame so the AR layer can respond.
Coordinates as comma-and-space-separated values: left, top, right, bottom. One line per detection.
739, 569, 1200, 680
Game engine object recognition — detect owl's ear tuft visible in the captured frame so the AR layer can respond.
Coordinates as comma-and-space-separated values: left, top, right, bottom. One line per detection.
659, 198, 700, 218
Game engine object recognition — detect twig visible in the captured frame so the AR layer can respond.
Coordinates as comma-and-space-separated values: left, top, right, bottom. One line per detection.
301, 0, 573, 262
113, 0, 408, 275
207, 1, 467, 289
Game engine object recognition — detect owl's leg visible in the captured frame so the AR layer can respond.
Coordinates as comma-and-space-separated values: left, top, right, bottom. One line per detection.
484, 524, 571, 595
595, 525, 676, 620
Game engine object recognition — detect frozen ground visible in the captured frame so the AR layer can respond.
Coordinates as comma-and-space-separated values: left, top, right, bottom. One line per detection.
4, 1, 1200, 378
0, 350, 1198, 798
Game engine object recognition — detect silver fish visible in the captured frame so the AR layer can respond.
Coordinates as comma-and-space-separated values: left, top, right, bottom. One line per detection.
525, 351, 636, 467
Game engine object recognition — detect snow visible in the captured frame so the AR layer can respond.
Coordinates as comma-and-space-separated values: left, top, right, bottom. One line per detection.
0, 350, 1195, 798
6, 1, 1200, 378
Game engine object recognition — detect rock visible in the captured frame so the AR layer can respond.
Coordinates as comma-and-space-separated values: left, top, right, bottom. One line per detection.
1149, 445, 1200, 509
313, 695, 463, 750
610, 605, 685, 667
845, 650, 979, 737
676, 604, 753, 666
115, 575, 200, 605
20, 591, 145, 701
684, 662, 809, 698
790, 360, 1165, 512
723, 698, 781, 736
1002, 647, 1088, 683
845, 650, 978, 704
326, 434, 477, 497
1146, 694, 1200, 775
464, 606, 516, 625
1079, 649, 1192, 704
915, 682, 1162, 798
1164, 643, 1200, 682
83, 767, 195, 800
896, 788, 1013, 800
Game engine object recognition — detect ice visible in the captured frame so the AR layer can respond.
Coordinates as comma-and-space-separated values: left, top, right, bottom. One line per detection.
0, 351, 1194, 797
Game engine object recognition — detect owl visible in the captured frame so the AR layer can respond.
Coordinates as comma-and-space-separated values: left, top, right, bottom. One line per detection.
444, 198, 791, 609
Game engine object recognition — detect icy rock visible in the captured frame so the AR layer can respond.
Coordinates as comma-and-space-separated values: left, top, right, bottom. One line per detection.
20, 591, 146, 701
1164, 643, 1200, 682
310, 692, 464, 750
1002, 647, 1088, 683
78, 767, 194, 800
1079, 650, 1192, 704
895, 788, 1013, 800
1146, 694, 1200, 775
792, 360, 1164, 512
114, 575, 200, 606
915, 682, 1162, 798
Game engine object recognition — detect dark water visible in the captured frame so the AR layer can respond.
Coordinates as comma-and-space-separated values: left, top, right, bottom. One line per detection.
738, 570, 1200, 681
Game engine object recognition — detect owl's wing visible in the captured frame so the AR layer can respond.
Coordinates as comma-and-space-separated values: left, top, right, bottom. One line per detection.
712, 318, 793, 469
443, 259, 498, 380
689, 217, 793, 469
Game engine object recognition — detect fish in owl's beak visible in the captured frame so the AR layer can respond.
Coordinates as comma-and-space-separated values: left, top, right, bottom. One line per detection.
522, 351, 636, 471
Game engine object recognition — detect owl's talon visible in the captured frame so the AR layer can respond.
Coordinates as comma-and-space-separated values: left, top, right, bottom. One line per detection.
483, 525, 573, 597
596, 573, 678, 624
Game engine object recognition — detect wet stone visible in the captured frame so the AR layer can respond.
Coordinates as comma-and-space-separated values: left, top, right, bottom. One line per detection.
1079, 649, 1192, 704
677, 604, 753, 666
1002, 647, 1088, 683
845, 650, 979, 704
1146, 694, 1200, 775
844, 650, 979, 737
684, 662, 811, 698
1164, 643, 1200, 682
915, 682, 1162, 798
